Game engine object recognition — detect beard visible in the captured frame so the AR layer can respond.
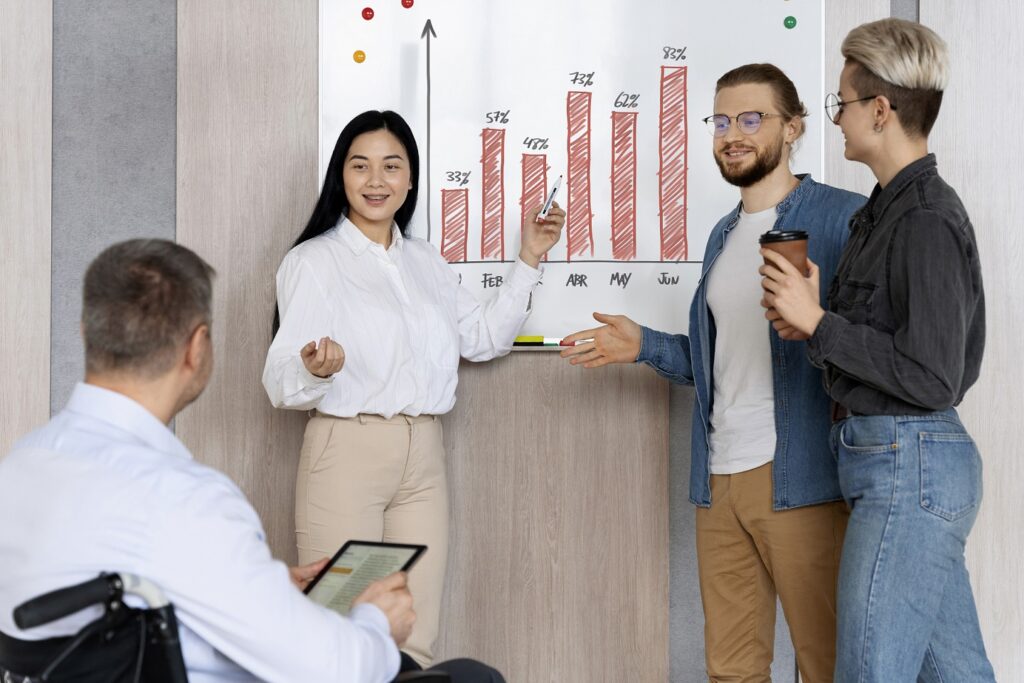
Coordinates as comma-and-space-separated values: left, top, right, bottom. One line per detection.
714, 135, 785, 187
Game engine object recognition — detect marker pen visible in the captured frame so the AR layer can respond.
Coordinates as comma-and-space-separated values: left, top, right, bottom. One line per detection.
513, 336, 564, 346
512, 336, 594, 347
536, 175, 563, 220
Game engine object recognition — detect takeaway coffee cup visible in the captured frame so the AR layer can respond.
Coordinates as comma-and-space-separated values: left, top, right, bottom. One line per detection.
759, 230, 809, 276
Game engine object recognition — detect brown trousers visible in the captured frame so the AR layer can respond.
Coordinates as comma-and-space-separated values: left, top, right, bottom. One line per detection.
295, 413, 448, 668
696, 462, 848, 683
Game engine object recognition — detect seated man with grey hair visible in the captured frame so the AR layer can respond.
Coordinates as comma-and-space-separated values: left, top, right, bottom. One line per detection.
0, 239, 503, 683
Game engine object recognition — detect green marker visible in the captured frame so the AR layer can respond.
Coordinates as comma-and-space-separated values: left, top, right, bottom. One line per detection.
784, 16, 797, 29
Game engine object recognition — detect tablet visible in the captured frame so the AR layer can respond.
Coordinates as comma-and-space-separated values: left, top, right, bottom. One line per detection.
303, 540, 426, 616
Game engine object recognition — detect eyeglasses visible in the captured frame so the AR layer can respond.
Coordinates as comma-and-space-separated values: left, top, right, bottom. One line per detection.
824, 93, 897, 124
702, 112, 784, 137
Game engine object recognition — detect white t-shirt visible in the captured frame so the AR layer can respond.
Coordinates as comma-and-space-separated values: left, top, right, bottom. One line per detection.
705, 206, 778, 475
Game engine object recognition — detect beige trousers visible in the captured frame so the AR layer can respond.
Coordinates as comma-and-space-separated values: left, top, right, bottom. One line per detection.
696, 462, 849, 683
295, 413, 448, 668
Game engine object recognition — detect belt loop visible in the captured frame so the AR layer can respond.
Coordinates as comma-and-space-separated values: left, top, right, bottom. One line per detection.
357, 413, 367, 425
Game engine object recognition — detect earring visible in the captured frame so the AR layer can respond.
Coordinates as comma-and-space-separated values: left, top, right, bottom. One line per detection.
873, 124, 883, 133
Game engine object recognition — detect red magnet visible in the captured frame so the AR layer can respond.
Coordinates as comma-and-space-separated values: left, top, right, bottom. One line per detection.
401, 0, 414, 8
362, 7, 374, 20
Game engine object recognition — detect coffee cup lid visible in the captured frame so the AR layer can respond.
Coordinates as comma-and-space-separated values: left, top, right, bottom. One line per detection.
759, 230, 808, 244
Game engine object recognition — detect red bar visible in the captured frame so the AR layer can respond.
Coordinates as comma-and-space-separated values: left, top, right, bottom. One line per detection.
659, 65, 688, 261
566, 90, 594, 260
610, 111, 638, 260
440, 188, 469, 263
520, 153, 548, 261
480, 128, 506, 260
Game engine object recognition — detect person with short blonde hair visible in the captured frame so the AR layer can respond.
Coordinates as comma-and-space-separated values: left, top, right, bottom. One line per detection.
761, 18, 996, 682
841, 18, 948, 138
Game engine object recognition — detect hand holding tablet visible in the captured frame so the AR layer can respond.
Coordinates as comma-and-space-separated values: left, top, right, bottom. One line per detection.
304, 541, 426, 617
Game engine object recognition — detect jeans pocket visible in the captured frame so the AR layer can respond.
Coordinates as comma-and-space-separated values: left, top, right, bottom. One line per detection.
838, 420, 897, 455
919, 432, 982, 521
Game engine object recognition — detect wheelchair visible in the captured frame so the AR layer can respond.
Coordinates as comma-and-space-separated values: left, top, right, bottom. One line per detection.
0, 573, 449, 682
0, 572, 187, 682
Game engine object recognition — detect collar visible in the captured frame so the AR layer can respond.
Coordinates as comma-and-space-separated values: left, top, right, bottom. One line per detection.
866, 153, 937, 224
723, 173, 816, 231
774, 173, 814, 215
337, 217, 404, 257
64, 383, 193, 461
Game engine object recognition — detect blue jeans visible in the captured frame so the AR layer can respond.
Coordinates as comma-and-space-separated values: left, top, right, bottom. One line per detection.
831, 410, 995, 682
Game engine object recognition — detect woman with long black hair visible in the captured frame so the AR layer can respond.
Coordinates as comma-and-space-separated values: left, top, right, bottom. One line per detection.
263, 110, 564, 667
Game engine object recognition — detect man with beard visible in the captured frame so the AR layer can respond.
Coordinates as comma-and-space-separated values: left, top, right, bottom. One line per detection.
560, 64, 864, 682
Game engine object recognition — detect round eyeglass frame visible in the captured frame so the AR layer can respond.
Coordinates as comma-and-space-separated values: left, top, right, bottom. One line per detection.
701, 111, 784, 137
824, 92, 897, 124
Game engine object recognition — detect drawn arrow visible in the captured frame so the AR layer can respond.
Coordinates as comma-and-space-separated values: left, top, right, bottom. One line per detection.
421, 19, 437, 242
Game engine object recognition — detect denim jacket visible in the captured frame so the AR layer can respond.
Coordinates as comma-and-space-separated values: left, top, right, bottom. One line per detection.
637, 175, 865, 509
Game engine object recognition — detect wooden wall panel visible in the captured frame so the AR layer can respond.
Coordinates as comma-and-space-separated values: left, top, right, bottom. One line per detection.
176, 0, 319, 563
0, 1, 51, 456
438, 355, 669, 680
922, 2, 1024, 677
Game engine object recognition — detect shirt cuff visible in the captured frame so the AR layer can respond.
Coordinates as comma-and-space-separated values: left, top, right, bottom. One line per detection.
507, 258, 543, 291
298, 362, 337, 388
636, 326, 659, 364
807, 311, 844, 368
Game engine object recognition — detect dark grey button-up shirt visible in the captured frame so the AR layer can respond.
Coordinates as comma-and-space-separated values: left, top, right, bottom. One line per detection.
807, 154, 985, 416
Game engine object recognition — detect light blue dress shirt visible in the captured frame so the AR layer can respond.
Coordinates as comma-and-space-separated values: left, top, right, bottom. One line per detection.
0, 383, 399, 682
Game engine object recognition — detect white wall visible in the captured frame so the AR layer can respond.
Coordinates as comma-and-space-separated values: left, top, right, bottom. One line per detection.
922, 1, 1024, 677
825, 2, 1023, 678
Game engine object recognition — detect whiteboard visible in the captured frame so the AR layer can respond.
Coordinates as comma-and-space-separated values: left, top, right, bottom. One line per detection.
320, 0, 824, 342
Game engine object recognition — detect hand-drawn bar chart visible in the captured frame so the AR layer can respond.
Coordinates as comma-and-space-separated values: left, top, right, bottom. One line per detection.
566, 89, 595, 259
520, 153, 548, 262
610, 110, 638, 261
438, 65, 689, 264
440, 188, 468, 262
659, 65, 688, 261
480, 128, 506, 260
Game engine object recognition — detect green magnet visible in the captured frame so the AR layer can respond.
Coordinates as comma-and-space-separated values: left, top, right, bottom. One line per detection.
784, 16, 797, 29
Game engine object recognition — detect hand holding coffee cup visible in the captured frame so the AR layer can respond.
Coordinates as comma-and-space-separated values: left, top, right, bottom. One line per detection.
759, 230, 809, 278
758, 230, 808, 334
759, 230, 825, 340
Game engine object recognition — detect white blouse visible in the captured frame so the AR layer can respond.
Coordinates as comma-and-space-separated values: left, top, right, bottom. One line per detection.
262, 218, 541, 418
